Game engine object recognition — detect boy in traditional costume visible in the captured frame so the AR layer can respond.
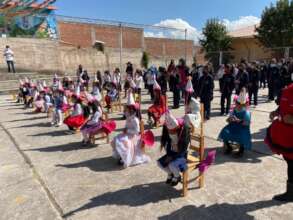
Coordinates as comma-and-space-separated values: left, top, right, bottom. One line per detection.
218, 90, 252, 157
104, 82, 119, 111
112, 91, 150, 168
158, 111, 191, 186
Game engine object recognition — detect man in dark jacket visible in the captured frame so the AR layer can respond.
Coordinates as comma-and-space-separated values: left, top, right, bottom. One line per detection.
198, 66, 214, 120
248, 63, 260, 106
219, 65, 235, 115
268, 58, 282, 101
235, 64, 249, 95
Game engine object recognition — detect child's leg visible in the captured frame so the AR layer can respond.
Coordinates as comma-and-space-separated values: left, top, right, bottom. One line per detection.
51, 109, 57, 124
57, 109, 63, 126
81, 131, 89, 142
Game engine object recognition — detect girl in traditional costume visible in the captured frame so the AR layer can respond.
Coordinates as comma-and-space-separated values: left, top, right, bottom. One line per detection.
184, 78, 202, 129
51, 88, 64, 127
147, 80, 167, 126
91, 76, 102, 102
112, 92, 150, 168
265, 83, 293, 202
158, 111, 191, 186
34, 84, 45, 113
81, 94, 116, 145
218, 90, 252, 157
63, 85, 86, 131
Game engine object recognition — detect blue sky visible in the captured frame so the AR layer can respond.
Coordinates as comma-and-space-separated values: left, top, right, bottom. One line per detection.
55, 0, 276, 30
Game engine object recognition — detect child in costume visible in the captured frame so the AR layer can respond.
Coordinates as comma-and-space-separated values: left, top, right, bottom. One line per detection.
104, 83, 119, 111
218, 90, 252, 157
147, 80, 167, 126
34, 84, 45, 113
81, 94, 116, 145
158, 111, 191, 186
51, 89, 64, 127
184, 78, 202, 129
112, 92, 150, 168
63, 85, 86, 131
265, 83, 293, 202
92, 76, 102, 102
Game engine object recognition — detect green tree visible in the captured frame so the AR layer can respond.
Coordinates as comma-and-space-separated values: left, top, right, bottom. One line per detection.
141, 51, 149, 69
200, 18, 233, 69
256, 0, 293, 49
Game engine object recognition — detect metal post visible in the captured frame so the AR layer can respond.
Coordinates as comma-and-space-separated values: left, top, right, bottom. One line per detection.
284, 47, 290, 59
119, 23, 123, 73
219, 51, 223, 66
184, 29, 187, 62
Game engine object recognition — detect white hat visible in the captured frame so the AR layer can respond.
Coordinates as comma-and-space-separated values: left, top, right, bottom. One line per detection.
165, 111, 179, 130
19, 79, 24, 85
38, 84, 44, 92
42, 80, 47, 88
74, 84, 80, 96
153, 79, 161, 91
24, 77, 29, 83
185, 78, 194, 93
53, 73, 58, 80
127, 90, 135, 106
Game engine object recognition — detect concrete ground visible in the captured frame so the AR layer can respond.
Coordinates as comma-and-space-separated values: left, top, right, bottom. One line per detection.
0, 86, 292, 220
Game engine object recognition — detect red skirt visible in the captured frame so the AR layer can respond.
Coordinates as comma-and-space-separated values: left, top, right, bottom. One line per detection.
148, 104, 166, 121
265, 120, 293, 160
64, 114, 85, 128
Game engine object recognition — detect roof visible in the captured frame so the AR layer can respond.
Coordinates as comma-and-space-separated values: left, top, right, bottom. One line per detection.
229, 25, 258, 38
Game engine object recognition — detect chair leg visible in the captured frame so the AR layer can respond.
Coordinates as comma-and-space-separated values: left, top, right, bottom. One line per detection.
106, 134, 109, 144
182, 171, 188, 197
199, 173, 204, 188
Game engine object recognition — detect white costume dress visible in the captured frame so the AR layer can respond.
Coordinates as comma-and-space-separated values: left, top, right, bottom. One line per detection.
184, 97, 201, 129
92, 86, 102, 101
112, 115, 150, 168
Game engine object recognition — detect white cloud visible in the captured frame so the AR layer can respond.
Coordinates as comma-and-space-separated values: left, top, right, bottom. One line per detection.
144, 18, 202, 44
144, 16, 260, 44
222, 16, 260, 31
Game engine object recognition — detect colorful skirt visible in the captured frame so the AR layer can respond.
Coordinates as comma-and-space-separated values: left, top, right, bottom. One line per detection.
81, 120, 116, 135
112, 133, 150, 167
218, 123, 252, 150
148, 104, 166, 121
61, 103, 71, 113
158, 155, 187, 172
34, 100, 44, 109
63, 114, 85, 128
265, 120, 293, 160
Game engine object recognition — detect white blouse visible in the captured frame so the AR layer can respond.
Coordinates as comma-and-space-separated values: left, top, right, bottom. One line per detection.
125, 115, 140, 135
72, 103, 83, 116
87, 107, 102, 125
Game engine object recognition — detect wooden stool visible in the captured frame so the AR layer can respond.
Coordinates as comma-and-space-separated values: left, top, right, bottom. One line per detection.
89, 112, 110, 145
182, 104, 205, 197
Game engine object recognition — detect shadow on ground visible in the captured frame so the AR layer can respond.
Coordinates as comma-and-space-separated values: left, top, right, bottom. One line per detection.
158, 200, 280, 220
63, 181, 180, 218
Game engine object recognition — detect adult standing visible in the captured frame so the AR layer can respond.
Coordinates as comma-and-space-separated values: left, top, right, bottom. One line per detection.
4, 45, 15, 73
265, 83, 293, 202
167, 59, 176, 92
198, 66, 214, 120
177, 58, 189, 99
248, 63, 260, 106
235, 64, 249, 95
219, 64, 235, 115
268, 58, 282, 101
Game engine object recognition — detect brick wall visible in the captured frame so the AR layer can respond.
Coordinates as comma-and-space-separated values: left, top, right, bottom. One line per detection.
58, 21, 143, 49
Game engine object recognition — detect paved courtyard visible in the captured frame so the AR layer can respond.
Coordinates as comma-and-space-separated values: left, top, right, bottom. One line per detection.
0, 86, 293, 220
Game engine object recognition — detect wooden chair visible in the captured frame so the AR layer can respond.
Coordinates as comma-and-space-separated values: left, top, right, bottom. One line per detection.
182, 104, 205, 197
140, 120, 145, 153
47, 106, 54, 118
110, 94, 122, 113
89, 112, 110, 145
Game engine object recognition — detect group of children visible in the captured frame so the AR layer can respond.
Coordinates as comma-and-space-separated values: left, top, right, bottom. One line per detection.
16, 65, 254, 188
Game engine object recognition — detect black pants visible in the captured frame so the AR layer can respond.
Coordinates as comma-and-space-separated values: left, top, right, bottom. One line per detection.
173, 88, 180, 108
249, 88, 258, 105
220, 93, 231, 114
148, 85, 154, 100
201, 99, 211, 119
7, 61, 15, 73
285, 158, 293, 183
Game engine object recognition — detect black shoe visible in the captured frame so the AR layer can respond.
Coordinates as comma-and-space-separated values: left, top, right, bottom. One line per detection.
234, 150, 244, 158
165, 174, 174, 184
170, 176, 181, 186
224, 143, 232, 155
117, 159, 124, 166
